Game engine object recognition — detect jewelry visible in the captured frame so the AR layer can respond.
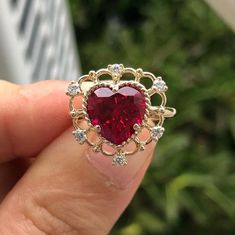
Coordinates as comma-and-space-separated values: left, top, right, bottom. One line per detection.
66, 64, 176, 166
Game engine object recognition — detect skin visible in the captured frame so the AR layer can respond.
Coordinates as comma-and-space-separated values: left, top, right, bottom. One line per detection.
0, 80, 155, 235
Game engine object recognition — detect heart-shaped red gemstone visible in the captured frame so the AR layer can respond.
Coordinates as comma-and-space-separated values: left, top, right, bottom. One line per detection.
86, 85, 146, 145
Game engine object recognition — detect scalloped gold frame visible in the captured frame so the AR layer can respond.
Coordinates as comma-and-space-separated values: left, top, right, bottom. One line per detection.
67, 64, 176, 165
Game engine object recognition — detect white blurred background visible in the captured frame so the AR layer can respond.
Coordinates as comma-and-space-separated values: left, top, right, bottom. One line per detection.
0, 0, 234, 84
0, 0, 80, 84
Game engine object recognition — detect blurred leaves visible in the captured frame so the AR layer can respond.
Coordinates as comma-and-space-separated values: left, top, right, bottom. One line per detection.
68, 0, 235, 234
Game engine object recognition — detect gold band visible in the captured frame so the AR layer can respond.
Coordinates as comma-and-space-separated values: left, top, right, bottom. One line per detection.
150, 106, 176, 119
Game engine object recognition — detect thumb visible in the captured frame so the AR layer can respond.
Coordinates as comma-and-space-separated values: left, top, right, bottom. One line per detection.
0, 126, 155, 235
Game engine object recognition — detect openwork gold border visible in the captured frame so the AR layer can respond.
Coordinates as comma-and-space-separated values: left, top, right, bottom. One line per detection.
67, 64, 176, 166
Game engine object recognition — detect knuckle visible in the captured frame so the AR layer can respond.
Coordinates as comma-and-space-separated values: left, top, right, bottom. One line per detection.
20, 189, 108, 235
21, 197, 79, 235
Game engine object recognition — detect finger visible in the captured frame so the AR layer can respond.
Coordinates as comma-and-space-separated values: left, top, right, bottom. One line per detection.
0, 159, 29, 202
0, 127, 155, 235
0, 80, 71, 163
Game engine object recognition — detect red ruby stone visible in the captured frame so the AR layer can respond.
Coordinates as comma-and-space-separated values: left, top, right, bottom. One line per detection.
86, 85, 146, 145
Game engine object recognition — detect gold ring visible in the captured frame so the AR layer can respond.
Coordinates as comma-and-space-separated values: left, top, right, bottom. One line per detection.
66, 64, 176, 166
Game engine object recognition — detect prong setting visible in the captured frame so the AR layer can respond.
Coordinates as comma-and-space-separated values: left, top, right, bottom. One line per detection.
112, 152, 128, 166
94, 125, 101, 132
150, 126, 165, 141
67, 81, 80, 96
133, 123, 141, 131
73, 129, 86, 144
153, 77, 168, 93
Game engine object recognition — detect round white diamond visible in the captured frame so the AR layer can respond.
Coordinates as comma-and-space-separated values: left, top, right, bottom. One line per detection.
153, 78, 168, 92
67, 82, 80, 96
112, 152, 127, 166
110, 64, 122, 75
73, 129, 86, 143
151, 126, 165, 141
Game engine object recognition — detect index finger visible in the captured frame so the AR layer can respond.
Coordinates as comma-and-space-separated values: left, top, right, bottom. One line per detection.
0, 80, 72, 163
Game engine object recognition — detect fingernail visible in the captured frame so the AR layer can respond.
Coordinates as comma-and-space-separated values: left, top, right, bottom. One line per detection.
86, 143, 154, 189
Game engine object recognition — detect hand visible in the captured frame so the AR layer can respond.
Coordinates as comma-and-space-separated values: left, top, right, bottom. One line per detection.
0, 80, 154, 235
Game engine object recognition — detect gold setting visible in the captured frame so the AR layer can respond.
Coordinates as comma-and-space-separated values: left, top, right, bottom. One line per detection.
67, 64, 176, 166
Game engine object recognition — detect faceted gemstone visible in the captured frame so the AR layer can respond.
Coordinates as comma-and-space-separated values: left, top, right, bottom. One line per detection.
112, 152, 128, 166
153, 78, 167, 92
67, 82, 80, 96
110, 64, 122, 75
73, 129, 86, 143
86, 85, 146, 145
150, 126, 165, 141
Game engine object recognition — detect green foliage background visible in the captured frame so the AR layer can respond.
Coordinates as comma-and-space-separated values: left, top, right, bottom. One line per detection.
68, 0, 235, 234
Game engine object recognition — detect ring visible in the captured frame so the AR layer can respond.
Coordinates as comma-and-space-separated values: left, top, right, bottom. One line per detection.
66, 64, 176, 166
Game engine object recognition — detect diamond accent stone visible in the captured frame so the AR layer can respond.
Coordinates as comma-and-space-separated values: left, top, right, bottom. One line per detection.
151, 126, 165, 141
67, 82, 80, 96
153, 78, 168, 92
109, 64, 123, 75
73, 129, 86, 143
112, 152, 128, 166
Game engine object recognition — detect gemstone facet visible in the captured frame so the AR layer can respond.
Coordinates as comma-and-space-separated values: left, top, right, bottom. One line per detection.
109, 64, 122, 75
150, 126, 165, 141
112, 152, 128, 166
73, 129, 86, 143
86, 85, 146, 145
67, 82, 80, 96
153, 78, 167, 92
